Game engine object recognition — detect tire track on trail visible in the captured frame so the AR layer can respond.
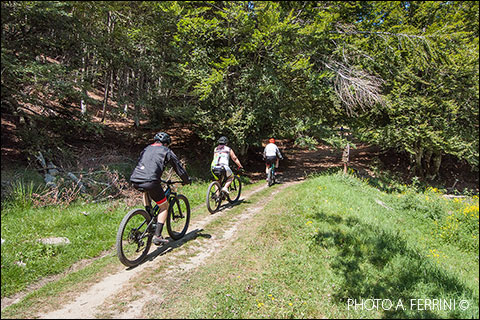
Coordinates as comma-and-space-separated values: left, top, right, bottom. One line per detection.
38, 179, 302, 319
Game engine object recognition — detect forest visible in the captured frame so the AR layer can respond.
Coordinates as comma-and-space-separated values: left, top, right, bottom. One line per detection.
1, 2, 479, 318
1, 1, 479, 180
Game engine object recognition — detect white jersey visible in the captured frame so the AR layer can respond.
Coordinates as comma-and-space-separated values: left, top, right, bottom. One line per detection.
212, 145, 231, 166
264, 143, 281, 158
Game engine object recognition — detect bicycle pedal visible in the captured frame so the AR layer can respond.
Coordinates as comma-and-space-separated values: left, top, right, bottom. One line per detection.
153, 236, 169, 246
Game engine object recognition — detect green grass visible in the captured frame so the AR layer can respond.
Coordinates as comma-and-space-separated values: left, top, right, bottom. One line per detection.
1, 200, 127, 298
1, 253, 120, 319
153, 172, 479, 319
1, 171, 478, 319
0, 172, 255, 300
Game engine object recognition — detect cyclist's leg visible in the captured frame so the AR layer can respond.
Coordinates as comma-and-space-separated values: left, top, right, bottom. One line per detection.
266, 156, 275, 173
211, 166, 223, 196
133, 182, 153, 214
222, 166, 234, 191
138, 181, 169, 244
211, 166, 220, 181
142, 191, 152, 213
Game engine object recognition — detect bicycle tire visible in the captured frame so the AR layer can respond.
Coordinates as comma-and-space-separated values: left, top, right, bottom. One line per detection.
206, 181, 222, 213
267, 167, 273, 187
227, 175, 242, 203
166, 194, 190, 240
116, 208, 153, 267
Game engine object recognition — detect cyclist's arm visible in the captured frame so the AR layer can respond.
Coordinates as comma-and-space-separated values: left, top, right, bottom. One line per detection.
276, 146, 283, 160
230, 149, 243, 168
166, 150, 190, 183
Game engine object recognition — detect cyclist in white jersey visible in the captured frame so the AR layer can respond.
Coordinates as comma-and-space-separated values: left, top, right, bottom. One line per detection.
211, 136, 243, 194
263, 138, 283, 179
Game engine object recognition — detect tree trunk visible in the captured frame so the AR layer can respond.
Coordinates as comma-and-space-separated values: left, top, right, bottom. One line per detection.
110, 68, 115, 101
412, 144, 424, 178
101, 10, 113, 123
81, 99, 87, 115
80, 53, 88, 115
101, 69, 111, 123
124, 69, 129, 114
134, 70, 141, 128
431, 152, 442, 180
424, 150, 433, 179
239, 143, 249, 156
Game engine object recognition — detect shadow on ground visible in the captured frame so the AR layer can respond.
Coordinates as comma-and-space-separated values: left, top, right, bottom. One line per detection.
126, 228, 212, 270
310, 210, 478, 318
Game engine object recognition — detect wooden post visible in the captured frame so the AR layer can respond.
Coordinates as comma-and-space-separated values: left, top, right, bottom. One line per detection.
342, 142, 350, 174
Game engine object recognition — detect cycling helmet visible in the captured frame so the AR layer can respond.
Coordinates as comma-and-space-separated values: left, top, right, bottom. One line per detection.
154, 132, 171, 145
269, 138, 275, 143
218, 136, 228, 145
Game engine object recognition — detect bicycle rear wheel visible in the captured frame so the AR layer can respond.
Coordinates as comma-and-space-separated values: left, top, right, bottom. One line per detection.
116, 209, 153, 267
166, 194, 190, 240
227, 175, 242, 203
267, 167, 273, 187
206, 181, 222, 213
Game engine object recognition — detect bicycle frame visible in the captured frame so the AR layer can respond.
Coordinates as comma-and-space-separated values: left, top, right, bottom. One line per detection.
267, 161, 276, 186
141, 181, 180, 230
212, 168, 235, 190
117, 179, 190, 267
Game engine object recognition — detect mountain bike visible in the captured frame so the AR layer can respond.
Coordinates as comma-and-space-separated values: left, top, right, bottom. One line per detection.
116, 179, 190, 267
267, 162, 276, 187
206, 167, 242, 214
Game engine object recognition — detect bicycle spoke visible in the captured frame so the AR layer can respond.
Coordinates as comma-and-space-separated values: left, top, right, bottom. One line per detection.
167, 195, 190, 240
207, 181, 222, 213
116, 209, 153, 267
227, 175, 241, 203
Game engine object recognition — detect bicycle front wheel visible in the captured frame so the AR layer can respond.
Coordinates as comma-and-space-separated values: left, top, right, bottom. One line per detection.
206, 181, 222, 213
116, 209, 153, 267
166, 194, 190, 240
227, 175, 242, 203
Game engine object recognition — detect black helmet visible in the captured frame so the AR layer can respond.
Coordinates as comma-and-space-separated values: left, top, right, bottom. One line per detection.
218, 136, 228, 145
154, 132, 171, 145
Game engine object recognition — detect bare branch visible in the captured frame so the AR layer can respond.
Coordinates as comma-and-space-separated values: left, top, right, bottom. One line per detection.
324, 60, 385, 115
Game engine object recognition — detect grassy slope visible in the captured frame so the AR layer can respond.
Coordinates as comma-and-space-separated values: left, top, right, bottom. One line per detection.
1, 172, 478, 319
153, 173, 479, 319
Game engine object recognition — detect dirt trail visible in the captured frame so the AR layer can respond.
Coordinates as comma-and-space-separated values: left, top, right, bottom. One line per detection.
36, 178, 302, 319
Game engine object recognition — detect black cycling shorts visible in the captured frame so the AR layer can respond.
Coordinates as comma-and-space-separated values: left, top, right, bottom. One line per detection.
265, 156, 277, 165
132, 181, 167, 205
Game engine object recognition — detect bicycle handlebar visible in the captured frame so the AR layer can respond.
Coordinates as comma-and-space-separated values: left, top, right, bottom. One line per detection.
235, 167, 245, 174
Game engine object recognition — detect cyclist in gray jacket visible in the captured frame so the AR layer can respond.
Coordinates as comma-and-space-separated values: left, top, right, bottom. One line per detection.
130, 132, 191, 245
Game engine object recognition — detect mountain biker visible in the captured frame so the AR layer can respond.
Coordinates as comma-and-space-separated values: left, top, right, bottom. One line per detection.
263, 138, 283, 180
211, 136, 243, 194
130, 132, 191, 246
